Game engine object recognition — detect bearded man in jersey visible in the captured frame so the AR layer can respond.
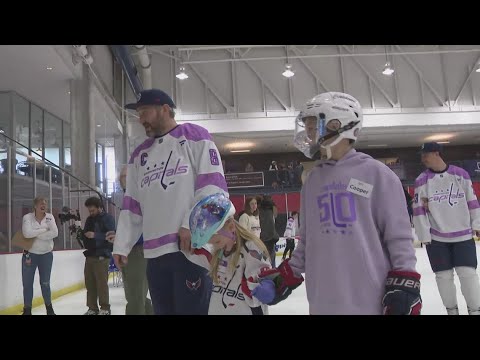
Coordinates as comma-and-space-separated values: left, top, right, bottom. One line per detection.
112, 89, 228, 315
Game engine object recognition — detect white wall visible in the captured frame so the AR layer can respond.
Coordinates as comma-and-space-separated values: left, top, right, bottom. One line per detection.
0, 249, 86, 311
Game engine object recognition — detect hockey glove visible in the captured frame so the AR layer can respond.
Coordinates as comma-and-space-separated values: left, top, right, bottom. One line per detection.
251, 279, 276, 304
382, 270, 422, 315
257, 259, 304, 305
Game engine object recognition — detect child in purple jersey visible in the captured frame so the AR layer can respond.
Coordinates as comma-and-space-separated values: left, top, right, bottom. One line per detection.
273, 92, 422, 315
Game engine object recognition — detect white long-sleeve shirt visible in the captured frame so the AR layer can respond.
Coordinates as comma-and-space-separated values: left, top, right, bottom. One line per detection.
114, 123, 228, 259
22, 212, 58, 254
184, 241, 272, 315
413, 165, 480, 243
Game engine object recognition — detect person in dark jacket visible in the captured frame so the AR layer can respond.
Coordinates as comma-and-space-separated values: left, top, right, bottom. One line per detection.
258, 195, 279, 267
83, 197, 116, 315
403, 187, 413, 225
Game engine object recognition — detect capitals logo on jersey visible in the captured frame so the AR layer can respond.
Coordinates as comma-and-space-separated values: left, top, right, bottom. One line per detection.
140, 151, 190, 190
186, 278, 202, 291
428, 183, 465, 207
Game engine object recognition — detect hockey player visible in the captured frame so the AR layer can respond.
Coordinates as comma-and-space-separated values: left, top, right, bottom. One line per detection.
282, 212, 298, 261
284, 92, 421, 315
184, 193, 279, 315
413, 142, 480, 315
112, 89, 228, 315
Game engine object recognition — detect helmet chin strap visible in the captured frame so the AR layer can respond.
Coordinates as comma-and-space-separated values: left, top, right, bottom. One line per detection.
320, 135, 344, 160
313, 120, 360, 160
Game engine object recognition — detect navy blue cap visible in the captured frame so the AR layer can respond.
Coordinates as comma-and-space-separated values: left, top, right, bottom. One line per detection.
419, 142, 443, 153
125, 89, 176, 110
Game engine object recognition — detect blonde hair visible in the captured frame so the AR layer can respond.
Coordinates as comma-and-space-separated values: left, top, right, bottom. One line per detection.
210, 220, 269, 285
33, 196, 48, 207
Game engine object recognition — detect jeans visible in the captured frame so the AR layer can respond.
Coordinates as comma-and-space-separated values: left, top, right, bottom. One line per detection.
22, 251, 53, 307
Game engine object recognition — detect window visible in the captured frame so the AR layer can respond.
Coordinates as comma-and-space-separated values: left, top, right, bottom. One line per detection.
30, 104, 43, 161
44, 112, 62, 166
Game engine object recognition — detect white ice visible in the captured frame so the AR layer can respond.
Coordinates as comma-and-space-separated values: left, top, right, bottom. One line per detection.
31, 244, 480, 315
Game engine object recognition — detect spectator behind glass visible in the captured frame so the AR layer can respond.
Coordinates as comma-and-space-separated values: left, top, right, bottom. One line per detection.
269, 161, 278, 171
245, 162, 254, 172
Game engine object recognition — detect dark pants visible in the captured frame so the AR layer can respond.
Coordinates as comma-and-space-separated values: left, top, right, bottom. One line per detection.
146, 251, 212, 315
264, 241, 277, 267
426, 239, 477, 273
22, 251, 53, 307
84, 256, 110, 311
122, 244, 153, 315
282, 238, 295, 260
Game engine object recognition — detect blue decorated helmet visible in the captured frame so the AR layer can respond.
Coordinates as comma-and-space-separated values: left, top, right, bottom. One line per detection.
189, 193, 236, 249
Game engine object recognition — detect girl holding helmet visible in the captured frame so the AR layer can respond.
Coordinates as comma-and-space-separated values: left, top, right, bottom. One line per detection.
289, 92, 421, 315
185, 193, 303, 315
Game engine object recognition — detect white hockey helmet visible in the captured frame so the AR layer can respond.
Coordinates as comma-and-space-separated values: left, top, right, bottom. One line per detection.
293, 92, 363, 159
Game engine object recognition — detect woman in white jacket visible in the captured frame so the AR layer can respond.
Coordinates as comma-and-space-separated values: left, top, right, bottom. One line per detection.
21, 196, 58, 315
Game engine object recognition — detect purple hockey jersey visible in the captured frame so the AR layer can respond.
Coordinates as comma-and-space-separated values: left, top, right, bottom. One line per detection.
289, 149, 417, 315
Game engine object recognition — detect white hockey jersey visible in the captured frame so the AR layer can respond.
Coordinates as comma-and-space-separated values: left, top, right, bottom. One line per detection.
283, 216, 296, 238
114, 123, 228, 259
413, 165, 480, 243
238, 213, 261, 238
184, 241, 272, 315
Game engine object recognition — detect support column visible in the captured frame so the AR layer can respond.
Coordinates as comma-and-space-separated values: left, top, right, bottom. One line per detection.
70, 64, 96, 187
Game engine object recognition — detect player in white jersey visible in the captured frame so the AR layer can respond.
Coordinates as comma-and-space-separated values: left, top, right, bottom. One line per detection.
282, 211, 297, 261
184, 193, 275, 315
111, 89, 228, 315
413, 142, 480, 315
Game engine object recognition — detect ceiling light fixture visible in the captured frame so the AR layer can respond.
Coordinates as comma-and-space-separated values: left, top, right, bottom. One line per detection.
425, 134, 455, 142
382, 45, 394, 76
230, 149, 251, 153
382, 62, 394, 76
226, 141, 255, 150
176, 65, 188, 80
282, 64, 294, 78
46, 66, 53, 71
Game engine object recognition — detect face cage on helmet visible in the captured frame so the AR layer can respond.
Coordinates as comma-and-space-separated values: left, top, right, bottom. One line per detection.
294, 112, 360, 158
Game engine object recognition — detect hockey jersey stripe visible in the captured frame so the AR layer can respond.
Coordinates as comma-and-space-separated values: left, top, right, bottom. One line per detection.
430, 228, 472, 238
143, 233, 178, 249
415, 172, 435, 187
170, 123, 213, 142
468, 200, 480, 210
446, 166, 470, 179
413, 207, 427, 216
195, 172, 228, 192
122, 196, 142, 216
128, 137, 155, 164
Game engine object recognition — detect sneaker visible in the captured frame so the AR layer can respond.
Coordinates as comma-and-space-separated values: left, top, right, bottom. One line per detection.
84, 309, 99, 315
98, 309, 111, 315
22, 307, 32, 315
46, 304, 56, 315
